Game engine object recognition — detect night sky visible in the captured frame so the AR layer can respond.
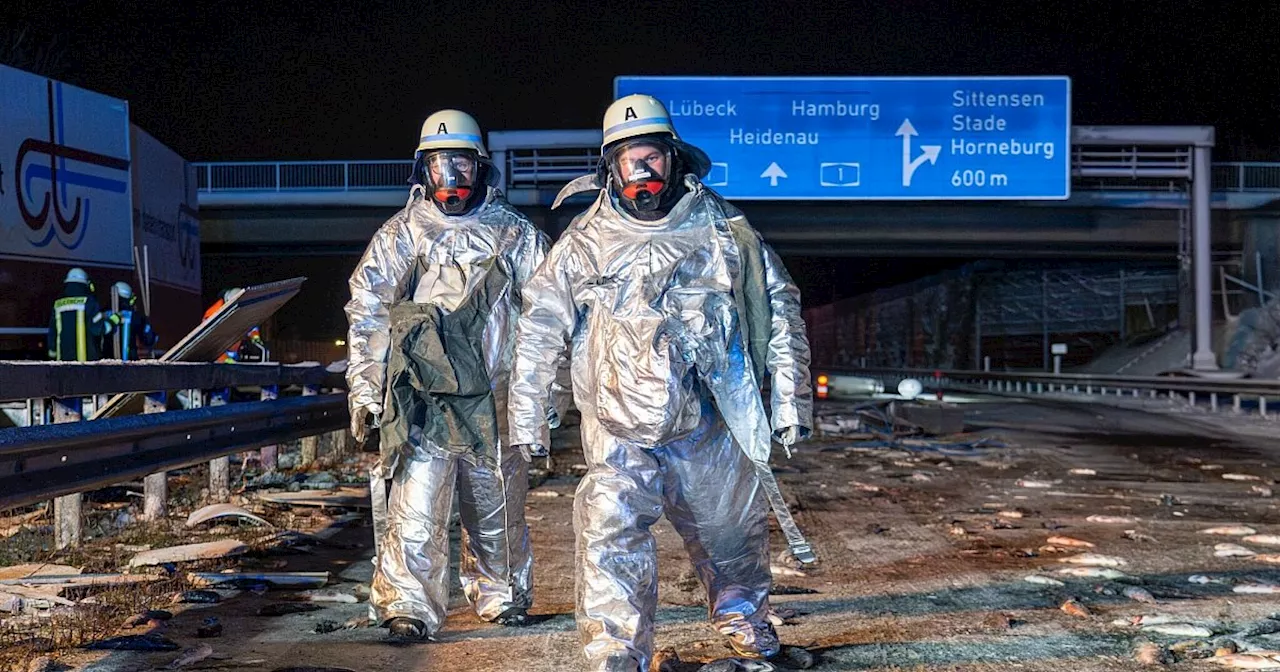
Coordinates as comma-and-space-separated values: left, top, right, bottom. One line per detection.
4, 1, 1278, 340
6, 1, 1278, 161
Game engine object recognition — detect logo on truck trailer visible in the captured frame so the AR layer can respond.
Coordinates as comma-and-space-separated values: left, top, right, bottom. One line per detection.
15, 79, 131, 251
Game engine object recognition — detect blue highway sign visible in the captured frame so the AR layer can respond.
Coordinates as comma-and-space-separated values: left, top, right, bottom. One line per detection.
613, 76, 1072, 201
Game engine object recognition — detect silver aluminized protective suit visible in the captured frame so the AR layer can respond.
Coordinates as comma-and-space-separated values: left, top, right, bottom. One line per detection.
345, 183, 561, 634
509, 174, 813, 671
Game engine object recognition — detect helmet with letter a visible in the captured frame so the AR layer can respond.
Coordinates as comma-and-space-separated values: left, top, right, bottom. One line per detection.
411, 109, 496, 215
599, 94, 712, 213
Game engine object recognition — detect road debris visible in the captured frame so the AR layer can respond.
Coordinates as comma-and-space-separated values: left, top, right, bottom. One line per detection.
84, 633, 180, 651
169, 643, 215, 669
1201, 526, 1259, 536
1087, 515, 1138, 524
1025, 575, 1065, 586
1216, 543, 1258, 558
257, 602, 324, 616
173, 590, 222, 604
1141, 623, 1214, 638
1124, 586, 1158, 604
188, 571, 330, 589
1060, 598, 1091, 618
186, 503, 274, 528
1222, 473, 1263, 482
1058, 553, 1128, 567
1134, 641, 1171, 666
1057, 567, 1132, 580
1209, 651, 1280, 669
1047, 536, 1094, 548
1124, 529, 1159, 543
129, 539, 249, 567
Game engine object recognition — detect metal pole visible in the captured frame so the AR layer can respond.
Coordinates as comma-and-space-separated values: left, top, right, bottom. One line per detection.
1192, 145, 1218, 370
1042, 270, 1050, 371
1257, 251, 1266, 306
141, 391, 169, 521
300, 384, 320, 467
1118, 269, 1127, 342
974, 295, 982, 370
52, 397, 83, 550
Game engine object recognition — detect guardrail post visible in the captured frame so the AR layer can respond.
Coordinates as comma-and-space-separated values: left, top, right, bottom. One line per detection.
202, 389, 231, 503
300, 384, 319, 468
1234, 394, 1242, 413
52, 397, 83, 550
1260, 397, 1268, 419
142, 391, 169, 521
258, 385, 279, 471
1210, 393, 1218, 412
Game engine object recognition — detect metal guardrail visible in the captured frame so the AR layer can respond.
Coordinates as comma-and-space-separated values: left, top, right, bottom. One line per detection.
0, 362, 352, 547
193, 159, 1280, 195
827, 367, 1280, 415
0, 395, 346, 511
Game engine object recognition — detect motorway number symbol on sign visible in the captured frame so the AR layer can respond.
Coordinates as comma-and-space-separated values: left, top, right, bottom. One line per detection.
613, 76, 1072, 201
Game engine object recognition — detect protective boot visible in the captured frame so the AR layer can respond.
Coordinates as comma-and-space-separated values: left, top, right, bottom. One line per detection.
490, 606, 532, 627
387, 617, 428, 641
724, 619, 781, 661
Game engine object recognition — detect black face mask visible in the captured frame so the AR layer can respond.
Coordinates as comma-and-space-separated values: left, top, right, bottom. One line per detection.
417, 150, 484, 215
606, 138, 685, 219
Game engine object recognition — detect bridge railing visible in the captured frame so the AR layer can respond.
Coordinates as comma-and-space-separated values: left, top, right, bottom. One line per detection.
0, 362, 350, 549
193, 158, 1280, 195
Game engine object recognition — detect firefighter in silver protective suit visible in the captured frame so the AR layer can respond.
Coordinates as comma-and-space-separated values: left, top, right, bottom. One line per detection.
508, 95, 815, 671
344, 109, 565, 641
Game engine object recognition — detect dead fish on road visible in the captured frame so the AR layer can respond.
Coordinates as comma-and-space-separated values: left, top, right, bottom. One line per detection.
1058, 553, 1128, 567
1222, 474, 1263, 482
1255, 554, 1280, 565
1200, 526, 1258, 536
85, 633, 180, 651
1123, 586, 1158, 604
169, 643, 214, 669
1216, 544, 1258, 558
1087, 515, 1138, 524
1047, 536, 1094, 548
1243, 535, 1280, 547
1209, 652, 1280, 669
1024, 575, 1066, 586
1141, 623, 1214, 638
1234, 584, 1280, 594
1060, 598, 1091, 618
1057, 566, 1132, 580
257, 603, 324, 617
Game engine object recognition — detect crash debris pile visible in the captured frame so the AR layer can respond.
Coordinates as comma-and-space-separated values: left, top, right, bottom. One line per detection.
0, 451, 378, 672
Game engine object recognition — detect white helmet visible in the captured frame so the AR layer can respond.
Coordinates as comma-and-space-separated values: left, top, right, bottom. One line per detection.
416, 109, 488, 158
602, 94, 683, 150
113, 281, 133, 300
65, 268, 90, 285
600, 94, 712, 181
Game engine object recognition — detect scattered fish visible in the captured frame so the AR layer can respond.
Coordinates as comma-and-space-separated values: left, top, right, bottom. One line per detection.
1243, 535, 1280, 547
300, 589, 360, 604
1047, 536, 1094, 548
1233, 620, 1280, 638
1024, 575, 1065, 586
1223, 474, 1263, 482
257, 603, 324, 617
1124, 586, 1158, 604
314, 619, 343, 634
1018, 479, 1055, 489
1216, 544, 1257, 558
1255, 554, 1280, 565
1134, 642, 1170, 666
1169, 639, 1215, 660
1069, 468, 1097, 476
1201, 526, 1258, 536
1189, 575, 1224, 585
1057, 567, 1131, 580
530, 491, 562, 498
169, 643, 214, 669
770, 564, 806, 578
1141, 623, 1214, 638
1234, 584, 1280, 594
770, 585, 819, 595
85, 633, 180, 651
1087, 515, 1138, 524
949, 526, 967, 537
998, 510, 1023, 519
196, 617, 222, 638
1209, 652, 1280, 669
1254, 486, 1275, 498
124, 609, 173, 627
1200, 464, 1225, 471
1060, 598, 1091, 618
1120, 530, 1156, 544
1059, 553, 1128, 567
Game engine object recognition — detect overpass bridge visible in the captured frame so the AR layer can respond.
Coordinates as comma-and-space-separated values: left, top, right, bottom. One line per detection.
195, 127, 1280, 260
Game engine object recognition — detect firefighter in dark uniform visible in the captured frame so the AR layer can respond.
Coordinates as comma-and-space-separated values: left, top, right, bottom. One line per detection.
47, 268, 119, 361
110, 281, 158, 360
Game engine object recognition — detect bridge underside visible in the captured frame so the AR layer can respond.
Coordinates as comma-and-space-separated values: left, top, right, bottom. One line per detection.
201, 202, 1238, 260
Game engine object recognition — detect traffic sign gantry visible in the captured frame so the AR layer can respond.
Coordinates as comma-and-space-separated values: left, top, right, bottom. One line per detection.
613, 76, 1072, 201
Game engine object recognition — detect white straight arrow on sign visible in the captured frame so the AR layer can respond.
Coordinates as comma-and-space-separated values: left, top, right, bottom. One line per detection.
760, 162, 787, 187
896, 119, 941, 187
